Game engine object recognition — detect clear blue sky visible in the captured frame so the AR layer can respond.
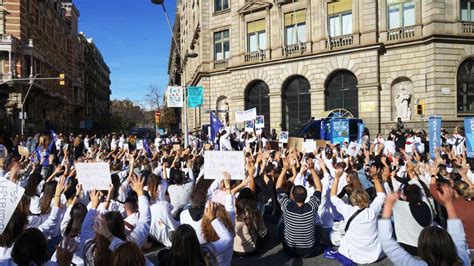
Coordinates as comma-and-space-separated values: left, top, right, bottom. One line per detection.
75, 0, 176, 104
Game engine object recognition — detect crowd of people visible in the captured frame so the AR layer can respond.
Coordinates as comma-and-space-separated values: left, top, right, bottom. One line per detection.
0, 123, 472, 266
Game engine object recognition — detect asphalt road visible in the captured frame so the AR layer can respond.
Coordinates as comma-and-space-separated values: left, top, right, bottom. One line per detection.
146, 222, 393, 266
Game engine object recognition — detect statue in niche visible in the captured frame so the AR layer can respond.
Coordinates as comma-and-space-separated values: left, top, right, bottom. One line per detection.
395, 85, 412, 120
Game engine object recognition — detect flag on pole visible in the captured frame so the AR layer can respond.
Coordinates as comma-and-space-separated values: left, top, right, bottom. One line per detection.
210, 112, 223, 143
143, 139, 152, 158
49, 130, 58, 152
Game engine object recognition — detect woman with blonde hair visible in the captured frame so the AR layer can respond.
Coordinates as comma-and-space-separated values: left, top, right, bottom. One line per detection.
328, 166, 386, 265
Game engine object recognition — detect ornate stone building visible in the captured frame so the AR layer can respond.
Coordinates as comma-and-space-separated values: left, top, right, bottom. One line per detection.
168, 0, 474, 135
0, 0, 111, 135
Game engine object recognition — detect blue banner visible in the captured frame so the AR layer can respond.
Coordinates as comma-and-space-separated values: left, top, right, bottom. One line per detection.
357, 122, 365, 144
331, 119, 349, 145
187, 86, 203, 108
464, 117, 474, 158
320, 120, 325, 140
429, 116, 442, 159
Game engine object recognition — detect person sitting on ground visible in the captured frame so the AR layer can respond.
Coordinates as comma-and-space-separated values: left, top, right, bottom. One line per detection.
276, 157, 323, 258
328, 166, 386, 264
392, 184, 433, 255
379, 184, 470, 266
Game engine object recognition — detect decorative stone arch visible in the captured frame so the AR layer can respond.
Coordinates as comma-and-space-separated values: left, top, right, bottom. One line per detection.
281, 74, 311, 134
385, 71, 416, 88
245, 80, 270, 134
319, 56, 361, 85
390, 77, 414, 121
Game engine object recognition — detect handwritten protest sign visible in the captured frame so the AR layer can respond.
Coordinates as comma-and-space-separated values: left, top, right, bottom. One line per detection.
75, 162, 111, 191
235, 108, 257, 123
0, 179, 25, 234
204, 151, 245, 180
18, 146, 30, 157
302, 140, 316, 153
288, 137, 304, 151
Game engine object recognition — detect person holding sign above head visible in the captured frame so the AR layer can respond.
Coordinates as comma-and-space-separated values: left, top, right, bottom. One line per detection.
80, 174, 151, 265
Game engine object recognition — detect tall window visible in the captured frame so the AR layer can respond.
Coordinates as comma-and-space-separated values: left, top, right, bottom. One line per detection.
284, 10, 306, 45
214, 30, 230, 60
328, 0, 352, 37
245, 81, 270, 134
282, 76, 311, 134
325, 70, 358, 117
214, 0, 229, 12
387, 0, 415, 29
461, 0, 474, 21
247, 19, 266, 52
457, 59, 474, 113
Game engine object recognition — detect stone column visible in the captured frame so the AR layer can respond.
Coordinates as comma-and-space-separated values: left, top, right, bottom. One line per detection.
310, 87, 325, 118
358, 83, 380, 135
268, 92, 282, 131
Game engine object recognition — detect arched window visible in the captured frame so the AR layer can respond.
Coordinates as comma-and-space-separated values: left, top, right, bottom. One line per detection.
245, 80, 270, 134
325, 70, 358, 117
458, 58, 474, 114
282, 76, 311, 134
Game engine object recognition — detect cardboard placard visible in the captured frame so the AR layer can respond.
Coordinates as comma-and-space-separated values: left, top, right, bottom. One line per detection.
287, 137, 304, 151
75, 162, 111, 191
18, 146, 30, 157
316, 140, 327, 148
173, 144, 181, 151
266, 141, 280, 151
204, 151, 245, 180
0, 179, 25, 234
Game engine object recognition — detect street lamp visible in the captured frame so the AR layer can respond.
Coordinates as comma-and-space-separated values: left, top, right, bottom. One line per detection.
151, 0, 198, 147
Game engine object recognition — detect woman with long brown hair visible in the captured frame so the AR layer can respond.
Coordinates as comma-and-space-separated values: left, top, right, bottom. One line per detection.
233, 188, 267, 256
80, 174, 151, 266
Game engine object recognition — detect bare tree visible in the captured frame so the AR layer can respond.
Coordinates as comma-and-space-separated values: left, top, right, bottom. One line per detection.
144, 84, 164, 111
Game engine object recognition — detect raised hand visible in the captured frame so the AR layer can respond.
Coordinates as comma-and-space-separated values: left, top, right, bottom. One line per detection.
130, 174, 145, 196
205, 202, 217, 221
223, 172, 232, 189
90, 189, 101, 209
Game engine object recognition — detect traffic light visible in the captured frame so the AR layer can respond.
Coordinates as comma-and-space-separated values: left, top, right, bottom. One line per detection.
417, 99, 425, 115
155, 110, 161, 125
59, 73, 65, 86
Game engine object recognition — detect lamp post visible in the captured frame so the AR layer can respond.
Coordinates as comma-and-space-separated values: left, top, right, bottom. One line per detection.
151, 0, 198, 147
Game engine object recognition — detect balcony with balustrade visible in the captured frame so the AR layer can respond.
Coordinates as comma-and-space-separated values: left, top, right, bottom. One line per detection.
243, 49, 268, 63
282, 42, 306, 57
325, 34, 357, 50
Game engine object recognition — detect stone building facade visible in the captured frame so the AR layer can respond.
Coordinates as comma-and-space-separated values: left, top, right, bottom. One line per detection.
0, 0, 111, 135
168, 0, 474, 136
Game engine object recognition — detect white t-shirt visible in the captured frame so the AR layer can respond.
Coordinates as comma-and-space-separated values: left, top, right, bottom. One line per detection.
330, 193, 386, 264
167, 182, 194, 215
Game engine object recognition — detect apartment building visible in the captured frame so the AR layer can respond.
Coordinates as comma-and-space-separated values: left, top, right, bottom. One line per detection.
0, 0, 111, 134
